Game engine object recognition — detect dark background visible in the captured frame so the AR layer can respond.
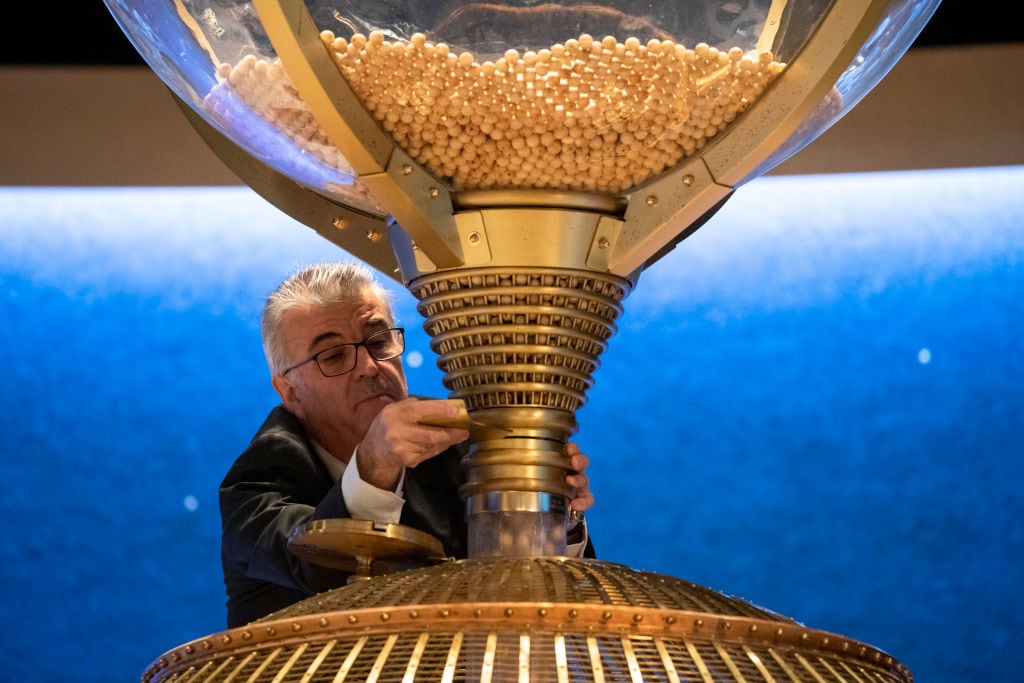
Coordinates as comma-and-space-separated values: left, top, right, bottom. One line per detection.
1, 1, 1022, 66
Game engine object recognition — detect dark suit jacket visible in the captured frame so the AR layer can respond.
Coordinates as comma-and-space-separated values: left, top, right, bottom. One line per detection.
220, 405, 468, 627
220, 404, 595, 627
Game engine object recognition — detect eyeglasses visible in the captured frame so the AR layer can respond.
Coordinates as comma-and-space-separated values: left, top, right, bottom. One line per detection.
282, 327, 405, 377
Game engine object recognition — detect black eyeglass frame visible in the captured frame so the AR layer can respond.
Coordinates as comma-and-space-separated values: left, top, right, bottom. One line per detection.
281, 327, 406, 377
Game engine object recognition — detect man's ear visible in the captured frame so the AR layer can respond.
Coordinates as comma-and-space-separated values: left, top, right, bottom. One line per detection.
272, 373, 303, 418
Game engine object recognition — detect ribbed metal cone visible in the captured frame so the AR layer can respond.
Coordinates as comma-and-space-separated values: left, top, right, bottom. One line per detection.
142, 557, 911, 682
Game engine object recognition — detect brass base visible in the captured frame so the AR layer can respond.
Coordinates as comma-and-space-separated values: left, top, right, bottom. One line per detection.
287, 519, 447, 581
143, 557, 912, 683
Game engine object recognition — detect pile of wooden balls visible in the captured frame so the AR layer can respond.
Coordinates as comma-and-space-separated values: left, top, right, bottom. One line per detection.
214, 31, 784, 194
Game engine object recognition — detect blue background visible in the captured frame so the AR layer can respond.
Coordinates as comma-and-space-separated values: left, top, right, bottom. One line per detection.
2, 165, 1021, 681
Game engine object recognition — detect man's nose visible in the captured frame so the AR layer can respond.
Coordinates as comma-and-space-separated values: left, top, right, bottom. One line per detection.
351, 344, 381, 377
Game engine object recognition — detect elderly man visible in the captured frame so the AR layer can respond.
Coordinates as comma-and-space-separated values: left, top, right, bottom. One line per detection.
220, 262, 594, 627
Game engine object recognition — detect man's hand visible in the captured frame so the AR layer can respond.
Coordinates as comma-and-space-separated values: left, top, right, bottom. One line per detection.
356, 398, 470, 490
565, 442, 594, 514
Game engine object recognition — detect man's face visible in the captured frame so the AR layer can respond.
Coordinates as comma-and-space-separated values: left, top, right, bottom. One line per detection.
271, 289, 408, 456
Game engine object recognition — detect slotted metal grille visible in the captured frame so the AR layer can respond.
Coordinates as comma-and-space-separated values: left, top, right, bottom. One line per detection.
144, 559, 912, 683
271, 558, 783, 617
410, 268, 630, 414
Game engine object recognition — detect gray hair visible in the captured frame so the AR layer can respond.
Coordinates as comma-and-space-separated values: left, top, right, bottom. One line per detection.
261, 262, 394, 375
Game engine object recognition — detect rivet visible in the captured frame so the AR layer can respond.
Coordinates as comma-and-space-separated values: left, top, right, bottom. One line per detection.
682, 174, 695, 187
292, 623, 302, 632
821, 637, 830, 646
874, 652, 882, 662
265, 627, 276, 637
185, 645, 194, 654
775, 628, 784, 637
602, 611, 613, 621
749, 624, 758, 633
537, 608, 548, 617
645, 195, 658, 207
695, 618, 704, 628
366, 229, 382, 242
723, 621, 732, 630
409, 610, 419, 619
440, 609, 451, 617
474, 609, 482, 617
402, 165, 413, 175
429, 187, 440, 198
468, 231, 481, 245
348, 615, 358, 624
859, 646, 867, 656
633, 614, 643, 623
568, 609, 578, 619
800, 633, 809, 642
221, 635, 232, 644
319, 617, 329, 627
380, 612, 390, 622
202, 641, 212, 651
170, 653, 179, 662
241, 631, 252, 641
841, 642, 849, 651
332, 217, 348, 230
597, 237, 610, 249
665, 616, 676, 625
505, 608, 514, 617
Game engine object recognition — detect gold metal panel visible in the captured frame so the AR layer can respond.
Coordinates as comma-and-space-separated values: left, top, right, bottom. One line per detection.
476, 208, 607, 270
360, 146, 466, 269
253, 0, 465, 268
613, 156, 730, 275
